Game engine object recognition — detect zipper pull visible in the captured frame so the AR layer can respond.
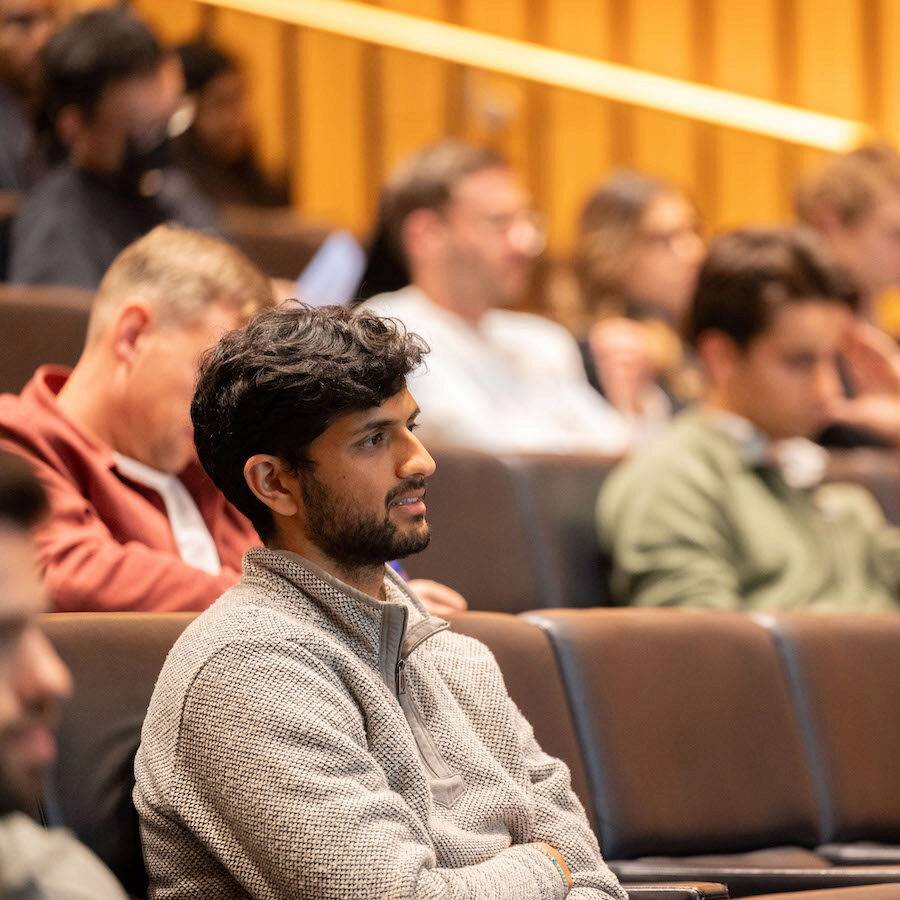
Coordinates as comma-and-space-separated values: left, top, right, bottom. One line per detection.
396, 658, 406, 695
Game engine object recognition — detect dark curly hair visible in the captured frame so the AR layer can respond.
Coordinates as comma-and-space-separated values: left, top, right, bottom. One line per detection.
191, 303, 429, 541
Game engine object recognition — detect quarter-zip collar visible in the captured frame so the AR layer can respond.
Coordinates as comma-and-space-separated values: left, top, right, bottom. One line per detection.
241, 546, 449, 693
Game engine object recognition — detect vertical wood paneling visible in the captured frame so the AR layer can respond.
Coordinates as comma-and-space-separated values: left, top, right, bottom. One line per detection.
375, 0, 450, 177
794, 0, 865, 177
130, 0, 205, 44
543, 0, 614, 252
626, 0, 698, 190
878, 0, 900, 142
121, 0, 893, 260
456, 0, 531, 174
712, 0, 785, 228
294, 29, 369, 233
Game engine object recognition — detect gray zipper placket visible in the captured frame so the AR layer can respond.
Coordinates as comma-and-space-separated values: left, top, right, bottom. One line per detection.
379, 606, 467, 808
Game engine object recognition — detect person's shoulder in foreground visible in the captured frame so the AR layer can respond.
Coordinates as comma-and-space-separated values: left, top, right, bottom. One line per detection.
0, 450, 127, 898
599, 225, 900, 614
0, 224, 275, 612
135, 302, 626, 899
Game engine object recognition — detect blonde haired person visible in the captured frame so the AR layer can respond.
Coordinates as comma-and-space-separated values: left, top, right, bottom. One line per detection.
0, 225, 272, 612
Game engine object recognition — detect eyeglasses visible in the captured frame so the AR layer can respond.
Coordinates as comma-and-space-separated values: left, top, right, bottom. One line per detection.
478, 208, 547, 255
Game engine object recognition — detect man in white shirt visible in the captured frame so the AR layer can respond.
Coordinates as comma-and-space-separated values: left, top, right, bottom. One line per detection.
362, 141, 631, 454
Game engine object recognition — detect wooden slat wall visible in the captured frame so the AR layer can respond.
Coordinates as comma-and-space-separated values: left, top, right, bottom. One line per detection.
129, 0, 892, 254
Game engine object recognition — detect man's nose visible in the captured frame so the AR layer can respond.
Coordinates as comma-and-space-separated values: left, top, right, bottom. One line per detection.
397, 430, 436, 479
16, 628, 73, 707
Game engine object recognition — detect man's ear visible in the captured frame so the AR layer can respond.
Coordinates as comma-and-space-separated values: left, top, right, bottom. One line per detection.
54, 105, 84, 152
696, 329, 741, 386
812, 204, 847, 241
109, 301, 153, 365
401, 208, 443, 265
243, 455, 301, 518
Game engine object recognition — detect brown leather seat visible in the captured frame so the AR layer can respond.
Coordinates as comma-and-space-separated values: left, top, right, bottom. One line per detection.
222, 205, 331, 279
526, 608, 900, 897
403, 446, 548, 612
40, 612, 197, 897
763, 613, 900, 865
503, 452, 619, 607
0, 283, 93, 393
525, 609, 821, 861
405, 447, 618, 612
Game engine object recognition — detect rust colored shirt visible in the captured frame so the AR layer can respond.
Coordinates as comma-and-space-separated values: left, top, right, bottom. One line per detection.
0, 366, 260, 612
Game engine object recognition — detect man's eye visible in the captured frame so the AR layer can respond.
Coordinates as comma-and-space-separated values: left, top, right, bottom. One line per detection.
362, 432, 384, 448
408, 422, 420, 432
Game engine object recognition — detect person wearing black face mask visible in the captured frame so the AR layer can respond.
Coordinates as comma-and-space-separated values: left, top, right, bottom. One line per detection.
8, 7, 220, 289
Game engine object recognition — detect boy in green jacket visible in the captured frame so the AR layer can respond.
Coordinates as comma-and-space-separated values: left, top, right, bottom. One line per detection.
599, 225, 900, 612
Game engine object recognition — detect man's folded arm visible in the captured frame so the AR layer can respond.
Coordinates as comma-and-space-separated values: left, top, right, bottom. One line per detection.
165, 642, 577, 900
510, 699, 628, 900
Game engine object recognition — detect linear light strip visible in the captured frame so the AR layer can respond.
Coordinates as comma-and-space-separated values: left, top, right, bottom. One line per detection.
199, 0, 871, 152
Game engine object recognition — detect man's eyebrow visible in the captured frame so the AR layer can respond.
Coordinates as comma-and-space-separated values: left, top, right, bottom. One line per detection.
352, 407, 421, 437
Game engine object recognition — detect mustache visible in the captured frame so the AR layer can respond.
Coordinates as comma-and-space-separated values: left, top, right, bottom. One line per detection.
0, 700, 59, 744
385, 477, 427, 506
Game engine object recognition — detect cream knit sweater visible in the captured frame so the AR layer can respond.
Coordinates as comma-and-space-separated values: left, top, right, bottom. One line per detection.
134, 547, 626, 899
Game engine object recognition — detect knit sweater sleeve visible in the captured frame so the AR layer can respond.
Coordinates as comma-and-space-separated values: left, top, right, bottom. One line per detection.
160, 639, 574, 900
510, 700, 628, 900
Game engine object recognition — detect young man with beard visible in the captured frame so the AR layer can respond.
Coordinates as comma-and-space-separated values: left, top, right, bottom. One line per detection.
134, 304, 625, 899
0, 451, 126, 897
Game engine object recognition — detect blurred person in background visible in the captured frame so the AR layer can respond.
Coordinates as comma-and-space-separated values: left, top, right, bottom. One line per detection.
363, 140, 631, 455
173, 39, 290, 209
599, 226, 900, 612
0, 0, 54, 191
9, 7, 219, 288
0, 450, 126, 897
572, 171, 705, 437
797, 142, 900, 446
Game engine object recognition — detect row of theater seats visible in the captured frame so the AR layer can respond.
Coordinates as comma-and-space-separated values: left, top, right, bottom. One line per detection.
405, 445, 900, 611
39, 608, 900, 899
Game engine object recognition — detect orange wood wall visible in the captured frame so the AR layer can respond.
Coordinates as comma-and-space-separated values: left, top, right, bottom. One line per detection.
128, 0, 890, 256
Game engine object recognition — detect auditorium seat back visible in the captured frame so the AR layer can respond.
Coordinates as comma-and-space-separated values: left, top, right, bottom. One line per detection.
505, 453, 619, 607
526, 609, 822, 860
0, 284, 93, 393
404, 446, 619, 611
41, 612, 197, 896
403, 447, 547, 612
763, 613, 900, 846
